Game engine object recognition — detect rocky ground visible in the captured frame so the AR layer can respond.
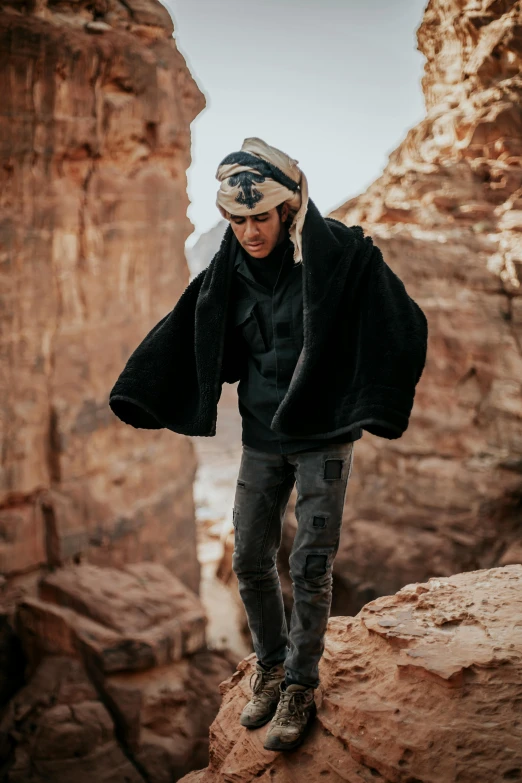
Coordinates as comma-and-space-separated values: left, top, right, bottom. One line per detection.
179, 565, 522, 783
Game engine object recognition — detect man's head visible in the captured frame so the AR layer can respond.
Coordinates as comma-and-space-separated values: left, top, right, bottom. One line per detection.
215, 138, 309, 264
228, 202, 290, 258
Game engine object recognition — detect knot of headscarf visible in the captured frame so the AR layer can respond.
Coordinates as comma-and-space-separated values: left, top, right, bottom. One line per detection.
215, 137, 309, 264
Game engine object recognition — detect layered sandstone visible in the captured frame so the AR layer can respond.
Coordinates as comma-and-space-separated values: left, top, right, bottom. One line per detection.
0, 0, 204, 594
180, 565, 522, 783
272, 0, 522, 616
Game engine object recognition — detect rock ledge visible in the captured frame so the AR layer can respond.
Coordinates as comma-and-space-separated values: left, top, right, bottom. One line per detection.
181, 565, 522, 783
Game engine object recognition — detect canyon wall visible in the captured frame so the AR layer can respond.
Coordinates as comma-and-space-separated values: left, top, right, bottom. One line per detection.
0, 0, 204, 595
274, 0, 522, 617
0, 5, 238, 780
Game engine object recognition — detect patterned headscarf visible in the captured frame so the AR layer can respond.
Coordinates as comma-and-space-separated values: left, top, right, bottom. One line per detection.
215, 137, 309, 264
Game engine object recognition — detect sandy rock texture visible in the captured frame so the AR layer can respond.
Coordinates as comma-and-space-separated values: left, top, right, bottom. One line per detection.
179, 565, 522, 783
19, 562, 208, 672
1, 563, 236, 782
271, 0, 522, 617
0, 0, 205, 594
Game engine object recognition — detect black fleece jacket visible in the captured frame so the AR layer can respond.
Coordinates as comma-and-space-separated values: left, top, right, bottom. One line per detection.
232, 232, 363, 452
109, 199, 428, 441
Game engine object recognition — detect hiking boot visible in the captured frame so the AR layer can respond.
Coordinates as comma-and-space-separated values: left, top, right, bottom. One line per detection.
239, 662, 286, 729
263, 683, 317, 751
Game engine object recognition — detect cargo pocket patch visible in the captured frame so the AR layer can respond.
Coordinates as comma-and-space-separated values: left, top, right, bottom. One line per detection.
304, 554, 328, 579
324, 459, 343, 480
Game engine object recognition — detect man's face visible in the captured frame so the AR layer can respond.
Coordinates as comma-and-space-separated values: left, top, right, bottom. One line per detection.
229, 204, 289, 258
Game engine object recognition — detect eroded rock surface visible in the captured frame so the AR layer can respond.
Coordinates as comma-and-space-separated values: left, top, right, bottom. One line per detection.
0, 0, 204, 593
180, 565, 522, 783
272, 0, 522, 616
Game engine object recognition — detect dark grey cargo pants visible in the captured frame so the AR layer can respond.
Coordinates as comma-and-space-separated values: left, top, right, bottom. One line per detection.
232, 441, 355, 689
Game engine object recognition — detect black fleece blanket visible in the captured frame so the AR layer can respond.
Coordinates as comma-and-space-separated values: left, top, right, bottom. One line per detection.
109, 199, 428, 440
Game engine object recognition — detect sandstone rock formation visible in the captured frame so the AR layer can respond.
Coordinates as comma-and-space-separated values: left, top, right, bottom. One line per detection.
0, 3, 237, 780
1, 563, 235, 781
0, 0, 204, 595
179, 564, 522, 783
274, 0, 522, 617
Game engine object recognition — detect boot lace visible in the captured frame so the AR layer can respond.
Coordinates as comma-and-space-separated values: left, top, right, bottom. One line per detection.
249, 670, 280, 702
272, 689, 314, 726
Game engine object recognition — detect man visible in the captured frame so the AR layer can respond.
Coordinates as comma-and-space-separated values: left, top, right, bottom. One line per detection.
109, 138, 428, 752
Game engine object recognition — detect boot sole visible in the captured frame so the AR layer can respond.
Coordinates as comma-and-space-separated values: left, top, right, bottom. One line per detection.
240, 700, 279, 729
263, 702, 317, 751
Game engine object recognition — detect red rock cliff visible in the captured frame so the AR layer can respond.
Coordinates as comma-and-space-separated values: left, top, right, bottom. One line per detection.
0, 0, 205, 592
275, 0, 522, 616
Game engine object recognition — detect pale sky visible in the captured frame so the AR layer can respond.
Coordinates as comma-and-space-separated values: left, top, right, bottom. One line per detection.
162, 0, 428, 247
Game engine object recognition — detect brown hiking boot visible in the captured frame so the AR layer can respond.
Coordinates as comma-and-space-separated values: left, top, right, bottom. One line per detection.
263, 683, 317, 751
239, 662, 286, 729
